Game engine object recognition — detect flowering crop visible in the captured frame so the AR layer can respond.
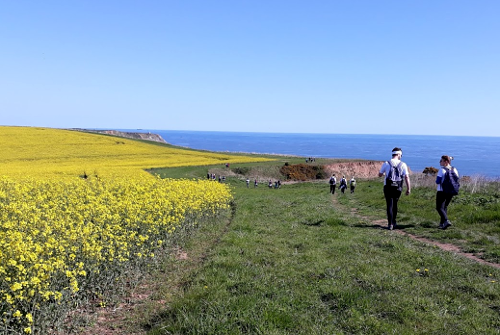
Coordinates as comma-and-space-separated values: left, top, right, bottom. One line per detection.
0, 126, 271, 180
0, 126, 257, 333
0, 176, 232, 333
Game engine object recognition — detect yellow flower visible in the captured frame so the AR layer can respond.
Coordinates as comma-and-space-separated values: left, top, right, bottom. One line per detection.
10, 282, 23, 291
0, 165, 234, 331
30, 277, 41, 285
4, 294, 14, 304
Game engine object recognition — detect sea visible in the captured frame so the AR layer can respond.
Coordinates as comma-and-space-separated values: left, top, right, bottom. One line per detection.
119, 130, 500, 179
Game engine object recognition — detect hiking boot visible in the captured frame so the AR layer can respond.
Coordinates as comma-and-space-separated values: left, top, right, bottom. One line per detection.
442, 220, 452, 230
388, 224, 394, 231
438, 223, 444, 229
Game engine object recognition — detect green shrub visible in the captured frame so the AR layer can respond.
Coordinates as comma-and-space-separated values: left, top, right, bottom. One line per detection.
423, 167, 438, 175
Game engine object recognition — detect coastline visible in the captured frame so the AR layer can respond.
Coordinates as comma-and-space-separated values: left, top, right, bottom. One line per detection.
72, 128, 500, 179
71, 128, 167, 144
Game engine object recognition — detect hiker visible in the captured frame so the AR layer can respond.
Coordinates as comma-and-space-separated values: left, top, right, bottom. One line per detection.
378, 147, 411, 230
339, 175, 347, 194
246, 179, 250, 188
329, 174, 337, 194
350, 177, 356, 193
268, 180, 273, 188
254, 179, 258, 188
436, 155, 460, 229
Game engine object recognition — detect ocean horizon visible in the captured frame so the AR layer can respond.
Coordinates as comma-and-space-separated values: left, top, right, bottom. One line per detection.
117, 129, 500, 179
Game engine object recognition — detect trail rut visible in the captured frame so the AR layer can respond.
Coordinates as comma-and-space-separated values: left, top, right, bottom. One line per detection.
332, 195, 500, 269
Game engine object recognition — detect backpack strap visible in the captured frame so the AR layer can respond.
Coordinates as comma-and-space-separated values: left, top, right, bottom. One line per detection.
440, 166, 450, 185
385, 161, 392, 179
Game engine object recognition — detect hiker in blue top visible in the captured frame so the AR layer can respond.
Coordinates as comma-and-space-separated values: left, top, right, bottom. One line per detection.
435, 155, 460, 230
378, 147, 411, 230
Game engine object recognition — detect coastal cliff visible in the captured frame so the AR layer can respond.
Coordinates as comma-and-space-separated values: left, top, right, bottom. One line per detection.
75, 129, 167, 144
325, 161, 385, 179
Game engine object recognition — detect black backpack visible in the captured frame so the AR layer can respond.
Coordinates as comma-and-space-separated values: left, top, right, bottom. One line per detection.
441, 166, 460, 195
386, 161, 404, 191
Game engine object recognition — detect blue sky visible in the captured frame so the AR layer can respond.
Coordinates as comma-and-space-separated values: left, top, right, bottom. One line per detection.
1, 1, 499, 136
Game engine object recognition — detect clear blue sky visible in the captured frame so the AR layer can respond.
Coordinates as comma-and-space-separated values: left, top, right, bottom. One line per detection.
1, 1, 499, 136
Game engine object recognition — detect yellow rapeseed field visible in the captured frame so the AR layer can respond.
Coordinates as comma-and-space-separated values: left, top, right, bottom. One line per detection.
0, 176, 232, 333
0, 126, 270, 179
0, 126, 269, 333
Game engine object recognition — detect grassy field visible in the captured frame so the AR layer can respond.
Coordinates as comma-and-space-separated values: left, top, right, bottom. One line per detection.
350, 176, 500, 264
3, 127, 499, 334
101, 162, 500, 335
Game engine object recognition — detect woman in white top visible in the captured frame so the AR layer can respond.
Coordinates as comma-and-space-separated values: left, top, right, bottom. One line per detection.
435, 155, 459, 229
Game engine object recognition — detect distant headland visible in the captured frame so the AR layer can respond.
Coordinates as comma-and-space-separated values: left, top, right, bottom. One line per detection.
72, 128, 167, 144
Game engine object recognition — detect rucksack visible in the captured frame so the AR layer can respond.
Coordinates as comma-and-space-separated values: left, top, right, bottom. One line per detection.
441, 166, 460, 195
386, 161, 404, 191
329, 177, 336, 185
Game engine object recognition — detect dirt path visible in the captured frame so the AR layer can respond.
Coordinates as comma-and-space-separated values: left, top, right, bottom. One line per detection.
332, 195, 500, 270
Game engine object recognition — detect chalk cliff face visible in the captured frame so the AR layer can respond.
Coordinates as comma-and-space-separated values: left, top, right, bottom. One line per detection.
78, 129, 167, 144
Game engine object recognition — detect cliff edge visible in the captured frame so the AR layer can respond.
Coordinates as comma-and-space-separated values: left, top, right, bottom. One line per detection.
325, 161, 384, 179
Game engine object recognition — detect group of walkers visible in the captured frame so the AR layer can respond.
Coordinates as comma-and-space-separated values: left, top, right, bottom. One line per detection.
217, 146, 459, 232
328, 147, 459, 231
245, 178, 281, 189
207, 173, 226, 183
268, 180, 282, 189
329, 174, 356, 194
377, 147, 459, 231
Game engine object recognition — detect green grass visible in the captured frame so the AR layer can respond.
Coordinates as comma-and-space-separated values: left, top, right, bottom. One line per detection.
347, 178, 500, 264
129, 163, 500, 335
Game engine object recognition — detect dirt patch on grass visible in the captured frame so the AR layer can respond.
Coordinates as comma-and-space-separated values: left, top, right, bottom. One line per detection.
391, 231, 500, 269
335, 195, 500, 269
